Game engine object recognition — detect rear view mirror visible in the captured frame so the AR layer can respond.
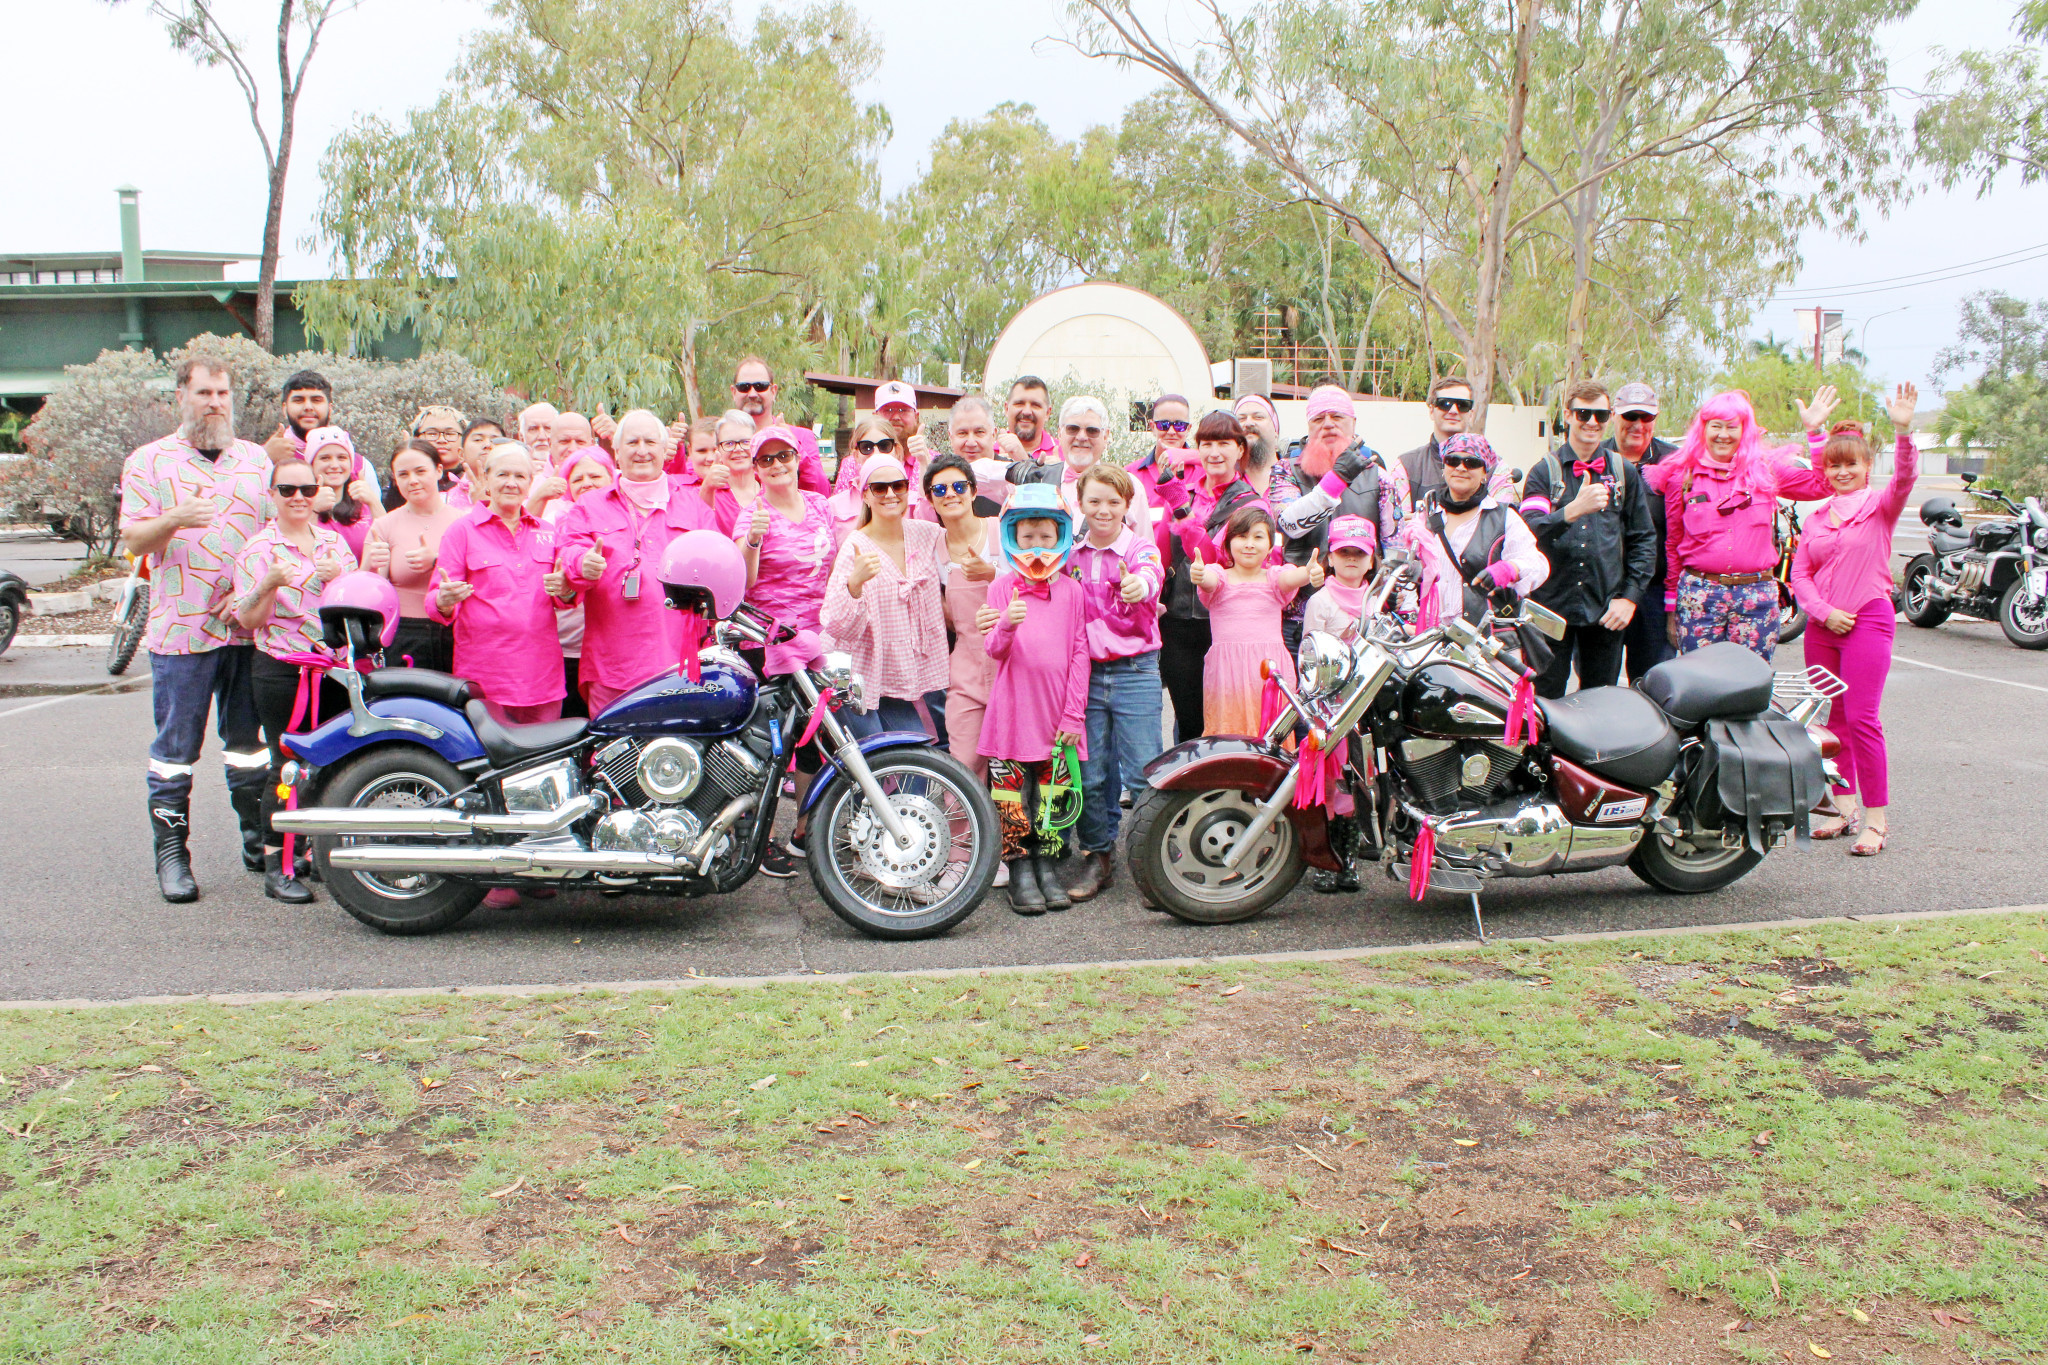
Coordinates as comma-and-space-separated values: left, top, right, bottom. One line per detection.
1960, 471, 1978, 485
1519, 599, 1568, 640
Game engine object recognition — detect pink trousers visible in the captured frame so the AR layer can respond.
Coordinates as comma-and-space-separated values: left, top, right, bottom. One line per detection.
1801, 598, 1893, 808
485, 699, 564, 725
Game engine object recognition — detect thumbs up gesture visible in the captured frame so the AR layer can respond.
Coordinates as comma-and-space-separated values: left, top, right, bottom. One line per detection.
592, 406, 617, 442
404, 533, 432, 575
543, 553, 571, 599
962, 548, 996, 583
1118, 562, 1147, 603
1006, 594, 1028, 625
362, 536, 392, 574
974, 603, 999, 635
849, 545, 884, 591
579, 540, 607, 580
1306, 548, 1325, 588
749, 499, 770, 543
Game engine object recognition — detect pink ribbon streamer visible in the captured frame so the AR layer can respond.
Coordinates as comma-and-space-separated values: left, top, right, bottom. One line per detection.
1408, 821, 1437, 901
795, 688, 836, 750
1293, 734, 1345, 810
269, 649, 340, 879
1258, 671, 1283, 733
677, 610, 706, 682
1503, 669, 1540, 747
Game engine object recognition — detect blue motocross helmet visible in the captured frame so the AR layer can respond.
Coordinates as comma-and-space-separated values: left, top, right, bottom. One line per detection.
999, 483, 1074, 583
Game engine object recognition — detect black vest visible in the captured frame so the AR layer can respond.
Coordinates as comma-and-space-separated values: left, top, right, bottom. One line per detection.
1428, 502, 1509, 624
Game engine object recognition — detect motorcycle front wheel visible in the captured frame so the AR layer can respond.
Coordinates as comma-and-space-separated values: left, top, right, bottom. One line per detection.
1627, 827, 1763, 894
808, 747, 998, 939
1126, 786, 1305, 924
314, 746, 486, 935
106, 583, 148, 675
1998, 576, 2048, 649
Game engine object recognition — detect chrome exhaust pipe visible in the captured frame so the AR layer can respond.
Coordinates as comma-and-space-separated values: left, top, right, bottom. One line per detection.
275, 793, 598, 838
325, 843, 685, 876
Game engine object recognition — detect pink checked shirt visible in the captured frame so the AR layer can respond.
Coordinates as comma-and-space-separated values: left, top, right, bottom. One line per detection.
1068, 526, 1165, 661
119, 435, 272, 655
820, 520, 950, 701
231, 522, 358, 657
427, 502, 568, 708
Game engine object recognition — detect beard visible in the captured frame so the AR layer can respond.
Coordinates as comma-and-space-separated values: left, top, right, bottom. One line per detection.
1299, 438, 1341, 480
1245, 434, 1275, 470
182, 410, 237, 451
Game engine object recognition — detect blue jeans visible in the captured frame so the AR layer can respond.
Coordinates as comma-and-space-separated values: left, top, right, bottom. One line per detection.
148, 645, 267, 805
843, 689, 950, 747
1077, 650, 1163, 854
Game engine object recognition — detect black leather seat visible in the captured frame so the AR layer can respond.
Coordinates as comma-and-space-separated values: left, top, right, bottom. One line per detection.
1540, 686, 1681, 790
1638, 643, 1775, 725
1928, 526, 1972, 554
363, 668, 479, 709
464, 699, 589, 767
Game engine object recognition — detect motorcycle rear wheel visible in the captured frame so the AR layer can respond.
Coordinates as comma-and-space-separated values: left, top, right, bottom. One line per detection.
807, 747, 997, 939
1900, 555, 1951, 628
1627, 827, 1763, 894
314, 747, 486, 935
1998, 576, 2048, 649
0, 601, 16, 657
106, 584, 147, 675
1126, 786, 1305, 924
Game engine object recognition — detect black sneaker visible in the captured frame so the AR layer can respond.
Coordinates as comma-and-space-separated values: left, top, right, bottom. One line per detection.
759, 844, 798, 879
784, 831, 806, 858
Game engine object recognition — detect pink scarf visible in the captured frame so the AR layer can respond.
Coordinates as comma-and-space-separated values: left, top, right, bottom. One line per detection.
619, 474, 666, 512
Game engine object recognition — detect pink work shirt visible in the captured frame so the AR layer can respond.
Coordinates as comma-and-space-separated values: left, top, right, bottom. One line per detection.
557, 476, 719, 700
736, 491, 839, 676
1068, 527, 1165, 660
427, 502, 567, 708
1656, 449, 1831, 603
1792, 436, 1919, 618
978, 572, 1091, 762
820, 520, 950, 701
368, 501, 464, 618
118, 435, 272, 656
232, 522, 358, 658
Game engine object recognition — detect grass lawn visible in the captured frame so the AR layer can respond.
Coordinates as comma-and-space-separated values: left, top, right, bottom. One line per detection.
3, 912, 2045, 1363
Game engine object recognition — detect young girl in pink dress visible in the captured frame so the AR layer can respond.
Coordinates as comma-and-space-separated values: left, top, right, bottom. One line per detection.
1193, 505, 1322, 737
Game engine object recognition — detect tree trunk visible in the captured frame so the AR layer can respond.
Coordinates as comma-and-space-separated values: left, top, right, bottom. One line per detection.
256, 0, 299, 353
1462, 0, 1538, 434
679, 328, 703, 420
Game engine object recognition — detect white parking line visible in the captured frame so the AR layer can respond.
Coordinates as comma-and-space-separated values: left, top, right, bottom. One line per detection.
1892, 654, 2048, 694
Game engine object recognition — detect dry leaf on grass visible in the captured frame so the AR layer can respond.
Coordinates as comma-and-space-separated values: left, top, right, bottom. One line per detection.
1221, 985, 1244, 996
749, 1075, 776, 1090
484, 1176, 524, 1200
1808, 1343, 1832, 1358
1074, 1252, 1091, 1267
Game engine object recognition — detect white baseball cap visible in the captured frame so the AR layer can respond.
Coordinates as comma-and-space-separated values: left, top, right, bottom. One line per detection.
873, 380, 917, 413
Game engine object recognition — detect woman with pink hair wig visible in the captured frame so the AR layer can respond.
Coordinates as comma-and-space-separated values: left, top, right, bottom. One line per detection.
1652, 388, 1834, 660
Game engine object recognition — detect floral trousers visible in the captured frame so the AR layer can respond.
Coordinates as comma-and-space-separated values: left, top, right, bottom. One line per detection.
990, 757, 1066, 862
1676, 572, 1780, 662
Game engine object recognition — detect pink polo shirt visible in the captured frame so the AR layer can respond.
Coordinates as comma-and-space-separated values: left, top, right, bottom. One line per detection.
118, 435, 272, 656
1068, 527, 1165, 661
978, 572, 1091, 762
426, 502, 567, 708
1792, 436, 1919, 617
557, 477, 719, 699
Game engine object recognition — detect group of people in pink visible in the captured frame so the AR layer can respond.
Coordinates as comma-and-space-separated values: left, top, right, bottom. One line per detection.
120, 348, 1921, 914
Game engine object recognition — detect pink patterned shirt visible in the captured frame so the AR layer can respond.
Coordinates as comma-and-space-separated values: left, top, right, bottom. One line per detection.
232, 522, 358, 657
820, 520, 950, 701
119, 435, 272, 655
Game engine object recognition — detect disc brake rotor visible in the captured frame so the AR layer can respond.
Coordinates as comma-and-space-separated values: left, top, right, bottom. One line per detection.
850, 792, 947, 890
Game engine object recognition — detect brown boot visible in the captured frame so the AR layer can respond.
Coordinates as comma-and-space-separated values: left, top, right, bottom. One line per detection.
1064, 850, 1113, 902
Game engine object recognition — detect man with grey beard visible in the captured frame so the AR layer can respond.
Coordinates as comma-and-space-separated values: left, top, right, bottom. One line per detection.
120, 356, 275, 902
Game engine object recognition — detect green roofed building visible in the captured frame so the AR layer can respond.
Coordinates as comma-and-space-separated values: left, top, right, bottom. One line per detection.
0, 186, 417, 415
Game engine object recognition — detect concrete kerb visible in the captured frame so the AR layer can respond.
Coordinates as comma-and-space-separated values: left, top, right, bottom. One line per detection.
2, 901, 2041, 1013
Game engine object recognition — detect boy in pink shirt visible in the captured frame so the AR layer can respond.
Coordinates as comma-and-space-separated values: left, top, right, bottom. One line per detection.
974, 486, 1091, 915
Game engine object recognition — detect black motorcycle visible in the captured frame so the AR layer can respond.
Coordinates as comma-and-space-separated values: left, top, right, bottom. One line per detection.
1901, 473, 2048, 650
0, 568, 28, 655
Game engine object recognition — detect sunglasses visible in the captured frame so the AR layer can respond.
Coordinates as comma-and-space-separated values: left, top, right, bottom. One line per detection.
1152, 419, 1190, 433
755, 446, 798, 467
1063, 424, 1106, 439
1618, 410, 1656, 423
1432, 396, 1475, 414
928, 478, 971, 498
1440, 455, 1488, 471
866, 479, 910, 496
1570, 407, 1612, 425
733, 381, 772, 394
272, 483, 320, 498
855, 437, 899, 456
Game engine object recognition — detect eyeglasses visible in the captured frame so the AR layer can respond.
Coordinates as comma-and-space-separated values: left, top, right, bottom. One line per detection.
1618, 411, 1655, 423
1432, 396, 1475, 414
1440, 455, 1488, 471
854, 437, 898, 456
733, 381, 772, 394
866, 479, 910, 496
755, 446, 798, 467
1570, 407, 1612, 425
1063, 424, 1106, 439
1152, 419, 1190, 433
415, 427, 460, 440
716, 439, 751, 453
929, 478, 971, 498
272, 483, 319, 498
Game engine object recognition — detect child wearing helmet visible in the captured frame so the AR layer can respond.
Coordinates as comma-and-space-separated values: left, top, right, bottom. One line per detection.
972, 484, 1092, 915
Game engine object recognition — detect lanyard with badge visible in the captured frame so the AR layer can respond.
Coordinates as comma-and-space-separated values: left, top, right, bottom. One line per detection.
620, 497, 660, 600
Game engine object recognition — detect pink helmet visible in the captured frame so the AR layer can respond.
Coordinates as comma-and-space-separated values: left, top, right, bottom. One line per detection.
319, 571, 401, 651
658, 529, 747, 619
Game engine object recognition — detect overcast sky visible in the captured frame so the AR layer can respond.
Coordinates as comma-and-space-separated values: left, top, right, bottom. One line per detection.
10, 0, 2042, 390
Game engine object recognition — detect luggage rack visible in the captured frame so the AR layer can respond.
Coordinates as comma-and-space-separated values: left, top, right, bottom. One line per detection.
1771, 666, 1846, 725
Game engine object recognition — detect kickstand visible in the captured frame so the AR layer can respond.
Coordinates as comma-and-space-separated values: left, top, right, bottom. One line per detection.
1468, 893, 1487, 943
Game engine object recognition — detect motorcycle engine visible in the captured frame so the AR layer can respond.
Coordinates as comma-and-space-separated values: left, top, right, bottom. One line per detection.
1396, 736, 1532, 814
1945, 551, 1991, 598
587, 724, 774, 859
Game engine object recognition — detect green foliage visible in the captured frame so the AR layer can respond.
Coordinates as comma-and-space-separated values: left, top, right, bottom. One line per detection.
1714, 350, 1886, 441
1934, 290, 2048, 497
1915, 0, 2048, 194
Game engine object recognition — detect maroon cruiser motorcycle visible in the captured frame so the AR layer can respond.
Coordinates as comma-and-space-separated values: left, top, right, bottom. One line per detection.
1127, 551, 1843, 937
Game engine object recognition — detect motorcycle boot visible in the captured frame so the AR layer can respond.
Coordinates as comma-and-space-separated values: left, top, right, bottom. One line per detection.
150, 800, 199, 903
263, 850, 315, 904
1312, 816, 1362, 894
1035, 855, 1071, 911
1063, 850, 1114, 902
229, 782, 265, 873
1007, 858, 1047, 914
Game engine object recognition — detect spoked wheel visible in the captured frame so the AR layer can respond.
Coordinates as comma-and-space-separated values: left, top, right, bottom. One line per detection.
313, 747, 485, 935
808, 748, 998, 939
1900, 555, 1950, 628
1998, 576, 2048, 649
0, 601, 17, 657
1126, 786, 1305, 924
1627, 825, 1764, 893
1777, 587, 1807, 645
106, 582, 147, 674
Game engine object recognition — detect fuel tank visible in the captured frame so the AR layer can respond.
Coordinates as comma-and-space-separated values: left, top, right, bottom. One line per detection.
1400, 663, 1511, 740
587, 650, 759, 739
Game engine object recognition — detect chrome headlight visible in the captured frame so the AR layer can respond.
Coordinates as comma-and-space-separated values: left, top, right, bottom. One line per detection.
2033, 525, 2047, 552
1297, 630, 1354, 698
818, 651, 869, 713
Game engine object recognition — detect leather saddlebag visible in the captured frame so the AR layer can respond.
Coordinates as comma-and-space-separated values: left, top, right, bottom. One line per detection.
1686, 717, 1824, 854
